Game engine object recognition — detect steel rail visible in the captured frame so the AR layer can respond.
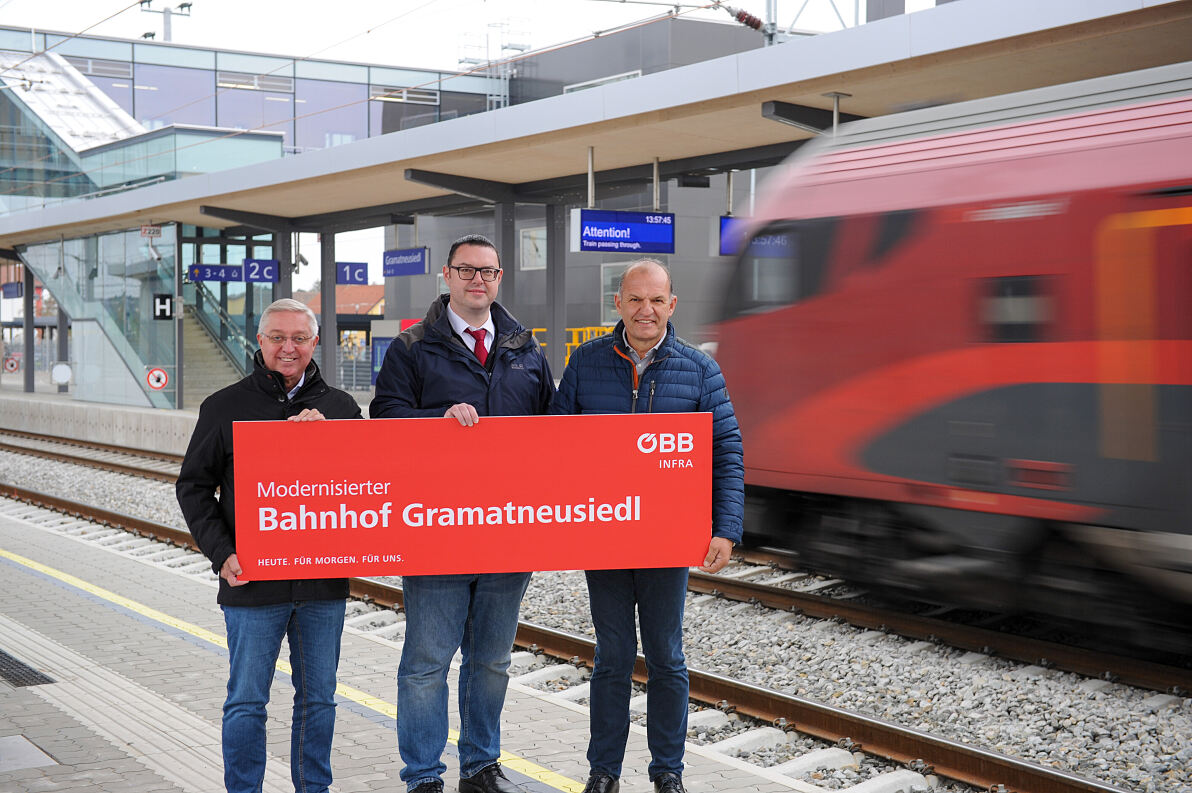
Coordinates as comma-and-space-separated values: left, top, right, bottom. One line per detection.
0, 440, 179, 483
1, 482, 192, 545
0, 429, 184, 463
687, 571, 1192, 694
0, 483, 1141, 793
507, 620, 1132, 793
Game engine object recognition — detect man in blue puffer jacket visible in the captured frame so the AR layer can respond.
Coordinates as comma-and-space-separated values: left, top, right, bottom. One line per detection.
371, 235, 553, 793
552, 259, 744, 793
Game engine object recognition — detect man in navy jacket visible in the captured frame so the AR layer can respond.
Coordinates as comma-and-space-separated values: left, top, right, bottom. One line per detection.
370, 235, 553, 793
552, 259, 744, 793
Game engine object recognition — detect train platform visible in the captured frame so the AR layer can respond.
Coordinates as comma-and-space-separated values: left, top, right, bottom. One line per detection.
0, 384, 373, 457
0, 501, 806, 793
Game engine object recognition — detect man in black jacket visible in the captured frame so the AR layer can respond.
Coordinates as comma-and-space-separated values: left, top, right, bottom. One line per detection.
176, 298, 361, 793
371, 235, 553, 793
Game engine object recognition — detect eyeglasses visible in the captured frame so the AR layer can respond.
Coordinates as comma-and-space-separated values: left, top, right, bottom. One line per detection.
262, 334, 314, 346
448, 264, 501, 282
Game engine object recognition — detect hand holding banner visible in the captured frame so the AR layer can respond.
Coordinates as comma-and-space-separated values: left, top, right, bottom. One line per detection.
232, 412, 712, 580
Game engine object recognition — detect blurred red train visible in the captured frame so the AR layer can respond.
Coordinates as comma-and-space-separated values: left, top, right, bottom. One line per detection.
715, 62, 1192, 652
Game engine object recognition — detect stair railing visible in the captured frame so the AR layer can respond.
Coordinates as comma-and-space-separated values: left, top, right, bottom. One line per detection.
188, 281, 253, 377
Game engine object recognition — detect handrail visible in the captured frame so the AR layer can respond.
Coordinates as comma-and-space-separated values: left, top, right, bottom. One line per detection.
190, 281, 252, 377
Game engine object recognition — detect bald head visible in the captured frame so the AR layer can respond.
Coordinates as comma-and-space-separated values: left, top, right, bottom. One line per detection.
618, 258, 673, 298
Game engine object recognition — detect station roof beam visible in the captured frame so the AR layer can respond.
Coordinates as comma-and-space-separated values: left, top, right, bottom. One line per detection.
198, 206, 415, 235
761, 101, 866, 135
404, 170, 525, 206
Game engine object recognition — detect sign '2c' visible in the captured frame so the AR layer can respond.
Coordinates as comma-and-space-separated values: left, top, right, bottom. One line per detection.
244, 259, 279, 283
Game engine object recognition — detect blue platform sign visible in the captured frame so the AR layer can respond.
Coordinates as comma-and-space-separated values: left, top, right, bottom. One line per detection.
719, 216, 747, 257
570, 209, 675, 254
743, 231, 794, 260
188, 264, 243, 282
244, 259, 279, 283
383, 248, 429, 277
1, 282, 22, 299
371, 337, 393, 386
337, 262, 368, 285
720, 217, 793, 260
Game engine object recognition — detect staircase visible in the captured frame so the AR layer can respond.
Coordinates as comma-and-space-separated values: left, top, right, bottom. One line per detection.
181, 308, 245, 409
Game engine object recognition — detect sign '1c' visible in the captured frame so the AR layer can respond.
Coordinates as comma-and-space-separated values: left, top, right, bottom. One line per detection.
336, 262, 368, 285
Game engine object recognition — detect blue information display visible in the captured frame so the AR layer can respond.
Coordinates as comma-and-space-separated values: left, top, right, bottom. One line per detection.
1, 282, 22, 299
719, 216, 747, 256
371, 337, 393, 386
570, 209, 675, 254
188, 264, 244, 282
244, 259, 279, 283
383, 248, 429, 277
337, 261, 368, 285
719, 217, 792, 259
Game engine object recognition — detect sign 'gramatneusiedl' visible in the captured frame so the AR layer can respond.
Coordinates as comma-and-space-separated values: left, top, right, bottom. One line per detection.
233, 413, 712, 579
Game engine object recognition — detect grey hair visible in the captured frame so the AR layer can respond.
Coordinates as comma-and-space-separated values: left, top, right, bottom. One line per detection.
617, 258, 673, 296
258, 298, 318, 337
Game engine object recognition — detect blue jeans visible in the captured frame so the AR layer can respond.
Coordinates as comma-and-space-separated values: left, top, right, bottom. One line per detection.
222, 599, 345, 793
585, 567, 689, 780
397, 572, 531, 790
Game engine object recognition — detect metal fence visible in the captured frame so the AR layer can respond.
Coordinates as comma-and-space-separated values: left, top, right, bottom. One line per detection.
337, 346, 374, 393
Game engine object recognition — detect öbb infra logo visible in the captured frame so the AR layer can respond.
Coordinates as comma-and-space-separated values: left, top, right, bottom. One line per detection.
636, 433, 694, 454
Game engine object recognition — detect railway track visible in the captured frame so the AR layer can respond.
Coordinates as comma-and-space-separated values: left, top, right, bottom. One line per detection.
684, 571, 1191, 695
0, 482, 1150, 793
0, 429, 182, 482
1, 432, 1188, 694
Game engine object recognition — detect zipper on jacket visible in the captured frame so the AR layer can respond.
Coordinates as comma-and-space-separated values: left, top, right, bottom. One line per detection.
647, 380, 656, 413
614, 345, 642, 413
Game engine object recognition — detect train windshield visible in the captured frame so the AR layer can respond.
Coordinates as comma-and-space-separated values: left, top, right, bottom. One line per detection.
722, 218, 837, 319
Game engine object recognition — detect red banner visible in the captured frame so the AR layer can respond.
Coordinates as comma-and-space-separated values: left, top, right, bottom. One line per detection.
232, 413, 712, 580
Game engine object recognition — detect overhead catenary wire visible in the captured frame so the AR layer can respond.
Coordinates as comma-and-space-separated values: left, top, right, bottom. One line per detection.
0, 1, 146, 78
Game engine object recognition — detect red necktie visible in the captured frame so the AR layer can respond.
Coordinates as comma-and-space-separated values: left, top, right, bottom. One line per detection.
467, 328, 488, 366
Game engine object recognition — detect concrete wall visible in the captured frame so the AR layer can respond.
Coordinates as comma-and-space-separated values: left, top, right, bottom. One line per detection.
0, 393, 197, 456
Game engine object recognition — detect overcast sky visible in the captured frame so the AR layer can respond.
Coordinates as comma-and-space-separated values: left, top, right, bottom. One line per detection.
0, 1, 932, 288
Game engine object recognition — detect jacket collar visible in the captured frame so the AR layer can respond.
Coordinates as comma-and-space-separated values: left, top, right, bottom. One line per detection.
251, 350, 323, 398
612, 320, 675, 359
424, 294, 530, 349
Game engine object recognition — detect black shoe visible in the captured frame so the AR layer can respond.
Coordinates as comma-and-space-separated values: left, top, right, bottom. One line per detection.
411, 782, 444, 793
459, 763, 525, 793
653, 772, 685, 793
582, 773, 620, 793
